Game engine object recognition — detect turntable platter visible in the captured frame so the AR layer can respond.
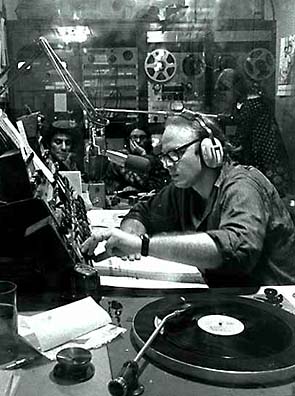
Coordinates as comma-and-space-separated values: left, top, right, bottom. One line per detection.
131, 294, 295, 387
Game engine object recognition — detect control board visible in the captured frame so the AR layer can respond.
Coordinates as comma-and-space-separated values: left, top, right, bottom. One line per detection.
82, 47, 139, 111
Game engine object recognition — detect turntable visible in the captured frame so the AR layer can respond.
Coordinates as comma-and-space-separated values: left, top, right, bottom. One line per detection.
131, 292, 295, 387
108, 290, 295, 395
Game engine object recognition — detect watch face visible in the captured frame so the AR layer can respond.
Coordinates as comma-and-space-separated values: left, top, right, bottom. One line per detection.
74, 264, 96, 276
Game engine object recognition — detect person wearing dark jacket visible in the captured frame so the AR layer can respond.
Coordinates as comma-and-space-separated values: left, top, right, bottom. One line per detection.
214, 68, 292, 197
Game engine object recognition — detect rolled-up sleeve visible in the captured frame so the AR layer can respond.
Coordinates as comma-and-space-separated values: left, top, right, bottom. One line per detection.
206, 176, 269, 274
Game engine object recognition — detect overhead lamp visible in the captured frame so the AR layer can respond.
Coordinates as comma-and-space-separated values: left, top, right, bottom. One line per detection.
56, 26, 91, 44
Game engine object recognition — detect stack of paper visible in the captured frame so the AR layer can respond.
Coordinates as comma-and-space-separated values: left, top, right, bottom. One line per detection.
94, 256, 203, 283
18, 297, 126, 360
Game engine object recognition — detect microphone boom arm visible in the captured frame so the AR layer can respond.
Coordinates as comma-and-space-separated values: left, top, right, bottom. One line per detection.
97, 106, 219, 121
38, 37, 109, 130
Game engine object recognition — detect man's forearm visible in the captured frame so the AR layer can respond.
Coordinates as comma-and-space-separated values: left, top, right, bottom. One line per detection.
120, 218, 147, 235
120, 220, 222, 271
148, 232, 222, 271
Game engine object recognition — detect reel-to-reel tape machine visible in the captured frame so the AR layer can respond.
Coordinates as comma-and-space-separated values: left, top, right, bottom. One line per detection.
144, 20, 276, 123
145, 44, 206, 123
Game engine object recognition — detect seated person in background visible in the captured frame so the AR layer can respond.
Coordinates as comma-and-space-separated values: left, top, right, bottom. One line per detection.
82, 112, 295, 288
105, 128, 170, 195
41, 120, 80, 172
214, 68, 292, 198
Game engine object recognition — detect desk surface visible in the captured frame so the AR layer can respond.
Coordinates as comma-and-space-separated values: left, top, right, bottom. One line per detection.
7, 345, 111, 396
4, 287, 295, 396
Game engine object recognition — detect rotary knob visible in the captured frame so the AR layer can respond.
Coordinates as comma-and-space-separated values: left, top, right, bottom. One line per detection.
53, 347, 95, 382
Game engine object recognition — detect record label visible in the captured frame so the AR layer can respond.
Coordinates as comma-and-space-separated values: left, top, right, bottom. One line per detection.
197, 314, 244, 336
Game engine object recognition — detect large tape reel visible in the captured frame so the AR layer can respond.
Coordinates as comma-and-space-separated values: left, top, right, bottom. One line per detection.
144, 49, 177, 83
182, 53, 205, 78
244, 48, 275, 81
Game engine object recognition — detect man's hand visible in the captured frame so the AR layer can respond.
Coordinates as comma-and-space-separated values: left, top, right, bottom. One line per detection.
130, 140, 146, 156
63, 152, 77, 170
81, 228, 142, 260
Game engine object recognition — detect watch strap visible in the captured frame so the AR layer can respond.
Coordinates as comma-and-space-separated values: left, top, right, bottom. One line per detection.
140, 234, 150, 256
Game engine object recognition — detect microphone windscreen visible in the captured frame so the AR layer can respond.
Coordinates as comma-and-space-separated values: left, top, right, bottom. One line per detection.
125, 154, 150, 174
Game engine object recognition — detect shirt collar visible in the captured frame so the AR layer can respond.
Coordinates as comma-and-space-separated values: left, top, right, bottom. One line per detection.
213, 161, 233, 189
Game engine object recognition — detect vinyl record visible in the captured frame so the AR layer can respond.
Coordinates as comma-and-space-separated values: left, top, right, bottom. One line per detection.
131, 294, 295, 387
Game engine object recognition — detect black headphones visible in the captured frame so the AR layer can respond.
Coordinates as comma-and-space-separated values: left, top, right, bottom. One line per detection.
195, 117, 224, 168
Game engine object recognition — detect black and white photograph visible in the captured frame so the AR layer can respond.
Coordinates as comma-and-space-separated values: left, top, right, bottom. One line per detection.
0, 1, 295, 395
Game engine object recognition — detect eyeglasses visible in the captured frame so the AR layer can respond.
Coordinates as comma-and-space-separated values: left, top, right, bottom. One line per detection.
130, 135, 147, 141
159, 138, 200, 167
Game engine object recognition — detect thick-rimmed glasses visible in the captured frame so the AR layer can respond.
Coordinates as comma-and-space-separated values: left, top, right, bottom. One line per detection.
159, 138, 200, 167
130, 135, 147, 141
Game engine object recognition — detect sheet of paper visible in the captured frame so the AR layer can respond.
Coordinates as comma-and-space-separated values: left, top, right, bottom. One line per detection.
88, 209, 129, 228
54, 93, 67, 112
94, 256, 202, 283
100, 276, 208, 289
22, 297, 111, 352
59, 171, 82, 195
43, 323, 126, 361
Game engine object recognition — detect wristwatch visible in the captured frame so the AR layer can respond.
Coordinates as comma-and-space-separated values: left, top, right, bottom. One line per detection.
140, 234, 150, 256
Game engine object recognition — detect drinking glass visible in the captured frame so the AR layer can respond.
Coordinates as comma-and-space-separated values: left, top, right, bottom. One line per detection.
0, 281, 18, 365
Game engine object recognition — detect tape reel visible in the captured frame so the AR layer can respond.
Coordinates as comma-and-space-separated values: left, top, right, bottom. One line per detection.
144, 49, 177, 83
244, 48, 275, 81
182, 54, 205, 79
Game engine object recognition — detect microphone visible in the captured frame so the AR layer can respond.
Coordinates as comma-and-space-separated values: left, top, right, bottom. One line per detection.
106, 150, 151, 174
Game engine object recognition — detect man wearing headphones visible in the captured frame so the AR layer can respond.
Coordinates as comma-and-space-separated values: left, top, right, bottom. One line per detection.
82, 112, 295, 287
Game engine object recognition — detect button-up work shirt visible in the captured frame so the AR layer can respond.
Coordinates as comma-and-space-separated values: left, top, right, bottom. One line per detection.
124, 162, 295, 287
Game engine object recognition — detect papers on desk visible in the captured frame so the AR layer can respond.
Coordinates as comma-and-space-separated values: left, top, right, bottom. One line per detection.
100, 276, 208, 289
87, 209, 129, 228
42, 323, 126, 361
94, 256, 204, 284
18, 297, 126, 361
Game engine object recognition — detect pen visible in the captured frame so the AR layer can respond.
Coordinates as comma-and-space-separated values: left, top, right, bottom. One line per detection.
4, 357, 36, 370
